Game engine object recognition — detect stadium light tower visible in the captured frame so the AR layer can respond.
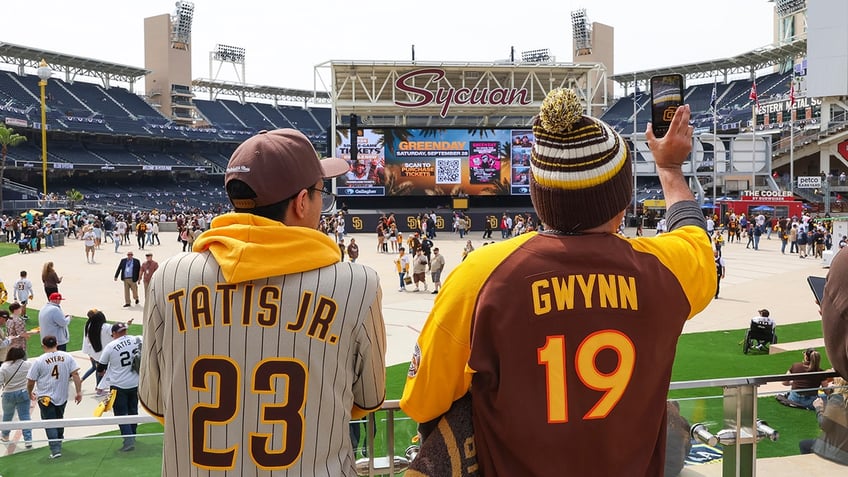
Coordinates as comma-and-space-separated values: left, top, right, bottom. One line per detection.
171, 1, 195, 49
209, 44, 247, 99
37, 59, 52, 197
521, 48, 551, 63
571, 9, 592, 56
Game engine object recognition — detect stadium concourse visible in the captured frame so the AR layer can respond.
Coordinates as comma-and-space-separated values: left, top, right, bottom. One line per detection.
0, 224, 839, 474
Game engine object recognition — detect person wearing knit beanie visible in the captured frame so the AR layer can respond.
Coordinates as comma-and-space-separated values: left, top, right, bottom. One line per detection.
530, 88, 633, 233
402, 87, 717, 476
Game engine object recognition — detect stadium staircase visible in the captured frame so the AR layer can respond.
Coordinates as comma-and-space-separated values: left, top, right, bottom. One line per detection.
2, 177, 38, 197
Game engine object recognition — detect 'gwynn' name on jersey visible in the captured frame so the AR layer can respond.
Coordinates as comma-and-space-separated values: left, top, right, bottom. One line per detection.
531, 274, 637, 316
167, 283, 340, 344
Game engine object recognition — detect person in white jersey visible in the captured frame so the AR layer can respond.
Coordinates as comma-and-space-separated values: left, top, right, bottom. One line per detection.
97, 322, 141, 452
26, 335, 82, 458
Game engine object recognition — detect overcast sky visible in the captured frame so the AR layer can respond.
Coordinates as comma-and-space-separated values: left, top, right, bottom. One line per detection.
3, 0, 777, 93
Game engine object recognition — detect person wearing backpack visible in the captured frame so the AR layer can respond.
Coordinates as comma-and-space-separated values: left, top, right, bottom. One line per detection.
97, 322, 141, 452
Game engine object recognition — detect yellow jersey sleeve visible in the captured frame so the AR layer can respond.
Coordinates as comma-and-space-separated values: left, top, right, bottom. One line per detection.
401, 233, 536, 423
627, 225, 715, 319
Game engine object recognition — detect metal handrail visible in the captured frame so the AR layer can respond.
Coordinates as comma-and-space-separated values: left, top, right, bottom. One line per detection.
1, 371, 842, 477
669, 370, 840, 390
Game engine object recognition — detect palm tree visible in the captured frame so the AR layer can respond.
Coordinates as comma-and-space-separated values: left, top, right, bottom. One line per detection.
0, 125, 27, 213
65, 188, 84, 208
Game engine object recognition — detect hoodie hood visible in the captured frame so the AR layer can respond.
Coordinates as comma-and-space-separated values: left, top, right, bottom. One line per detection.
193, 213, 341, 283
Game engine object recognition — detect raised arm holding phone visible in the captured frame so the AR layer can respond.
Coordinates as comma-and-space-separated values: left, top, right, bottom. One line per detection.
401, 88, 714, 476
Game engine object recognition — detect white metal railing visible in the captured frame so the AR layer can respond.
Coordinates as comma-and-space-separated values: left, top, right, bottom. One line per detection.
0, 372, 840, 477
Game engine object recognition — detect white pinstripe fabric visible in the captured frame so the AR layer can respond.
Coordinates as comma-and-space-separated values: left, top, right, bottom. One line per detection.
139, 251, 386, 477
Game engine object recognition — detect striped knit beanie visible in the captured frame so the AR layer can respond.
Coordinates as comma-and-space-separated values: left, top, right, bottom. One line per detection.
530, 88, 632, 232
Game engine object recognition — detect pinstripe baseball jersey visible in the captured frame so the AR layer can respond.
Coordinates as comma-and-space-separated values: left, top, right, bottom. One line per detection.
139, 214, 386, 477
26, 350, 80, 405
402, 219, 715, 476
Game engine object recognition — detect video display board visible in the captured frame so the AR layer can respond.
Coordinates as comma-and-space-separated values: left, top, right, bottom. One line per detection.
336, 128, 535, 197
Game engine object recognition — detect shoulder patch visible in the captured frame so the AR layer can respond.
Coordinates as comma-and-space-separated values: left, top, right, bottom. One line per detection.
408, 343, 421, 378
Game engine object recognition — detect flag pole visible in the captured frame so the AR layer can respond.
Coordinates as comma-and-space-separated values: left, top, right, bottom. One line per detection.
633, 73, 638, 220
751, 77, 757, 195
789, 71, 795, 196
712, 77, 718, 208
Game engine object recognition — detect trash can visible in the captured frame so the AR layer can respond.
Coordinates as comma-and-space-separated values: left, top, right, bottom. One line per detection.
52, 229, 65, 247
823, 248, 836, 268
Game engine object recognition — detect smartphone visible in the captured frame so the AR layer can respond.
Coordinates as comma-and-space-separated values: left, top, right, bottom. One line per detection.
650, 74, 685, 138
807, 276, 826, 304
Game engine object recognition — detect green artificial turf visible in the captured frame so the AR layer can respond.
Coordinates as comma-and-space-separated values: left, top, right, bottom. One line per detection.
0, 322, 831, 473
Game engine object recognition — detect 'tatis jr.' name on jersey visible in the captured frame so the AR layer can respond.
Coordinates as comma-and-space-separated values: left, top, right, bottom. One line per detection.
166, 283, 340, 344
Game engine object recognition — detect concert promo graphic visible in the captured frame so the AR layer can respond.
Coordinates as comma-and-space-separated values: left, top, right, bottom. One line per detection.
336, 128, 532, 196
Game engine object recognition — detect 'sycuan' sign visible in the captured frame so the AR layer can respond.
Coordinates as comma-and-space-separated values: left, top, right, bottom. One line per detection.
395, 68, 531, 118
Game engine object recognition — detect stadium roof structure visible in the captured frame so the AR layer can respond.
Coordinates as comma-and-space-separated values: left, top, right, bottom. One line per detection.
316, 60, 606, 127
610, 39, 807, 87
191, 78, 331, 104
0, 42, 149, 89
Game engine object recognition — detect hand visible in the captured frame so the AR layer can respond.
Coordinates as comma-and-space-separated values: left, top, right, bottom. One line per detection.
813, 397, 825, 411
74, 391, 82, 404
646, 104, 693, 170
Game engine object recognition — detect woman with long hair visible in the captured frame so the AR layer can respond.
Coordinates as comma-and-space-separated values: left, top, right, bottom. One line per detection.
0, 347, 33, 447
782, 348, 827, 410
81, 309, 116, 394
41, 261, 62, 299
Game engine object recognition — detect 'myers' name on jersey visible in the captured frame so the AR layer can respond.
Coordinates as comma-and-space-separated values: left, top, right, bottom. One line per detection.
531, 274, 638, 316
394, 68, 531, 118
167, 284, 340, 344
44, 355, 67, 364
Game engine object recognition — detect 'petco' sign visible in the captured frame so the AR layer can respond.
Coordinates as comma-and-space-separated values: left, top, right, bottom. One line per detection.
797, 176, 821, 189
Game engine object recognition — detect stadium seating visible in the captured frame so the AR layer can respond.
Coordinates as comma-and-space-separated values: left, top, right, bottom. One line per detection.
253, 102, 295, 129
279, 105, 323, 132
0, 72, 39, 109
193, 98, 247, 130
220, 99, 277, 131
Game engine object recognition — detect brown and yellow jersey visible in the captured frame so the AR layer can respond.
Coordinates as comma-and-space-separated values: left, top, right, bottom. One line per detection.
402, 224, 714, 476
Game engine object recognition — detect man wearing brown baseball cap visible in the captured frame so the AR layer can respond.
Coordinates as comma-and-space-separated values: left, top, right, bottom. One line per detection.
139, 129, 387, 476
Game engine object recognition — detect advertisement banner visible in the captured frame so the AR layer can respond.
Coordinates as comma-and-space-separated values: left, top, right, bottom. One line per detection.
510, 130, 534, 195
336, 128, 538, 196
336, 129, 386, 196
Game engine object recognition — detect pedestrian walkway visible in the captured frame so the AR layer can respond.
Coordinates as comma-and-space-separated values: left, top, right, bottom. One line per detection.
0, 225, 835, 457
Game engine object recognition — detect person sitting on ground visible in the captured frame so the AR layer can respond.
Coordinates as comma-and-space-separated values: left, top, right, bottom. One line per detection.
779, 348, 828, 410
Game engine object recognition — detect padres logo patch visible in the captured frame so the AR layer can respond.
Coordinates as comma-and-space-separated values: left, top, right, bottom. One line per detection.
408, 343, 421, 377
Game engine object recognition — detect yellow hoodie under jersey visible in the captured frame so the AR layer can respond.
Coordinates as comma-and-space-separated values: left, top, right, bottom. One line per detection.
192, 213, 341, 282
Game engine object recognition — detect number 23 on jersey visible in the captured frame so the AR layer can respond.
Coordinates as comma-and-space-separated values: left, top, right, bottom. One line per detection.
190, 356, 308, 471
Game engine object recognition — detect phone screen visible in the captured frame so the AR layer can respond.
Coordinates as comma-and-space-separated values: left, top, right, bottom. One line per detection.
650, 74, 684, 138
807, 276, 826, 304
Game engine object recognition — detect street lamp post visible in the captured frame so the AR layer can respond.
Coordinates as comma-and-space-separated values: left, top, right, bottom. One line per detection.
36, 59, 52, 199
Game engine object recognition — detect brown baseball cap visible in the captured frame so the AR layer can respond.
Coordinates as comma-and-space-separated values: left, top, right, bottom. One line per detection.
225, 129, 348, 208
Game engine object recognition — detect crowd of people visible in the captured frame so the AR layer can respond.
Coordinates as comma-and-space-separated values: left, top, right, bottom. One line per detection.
0, 98, 847, 475
707, 210, 836, 257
